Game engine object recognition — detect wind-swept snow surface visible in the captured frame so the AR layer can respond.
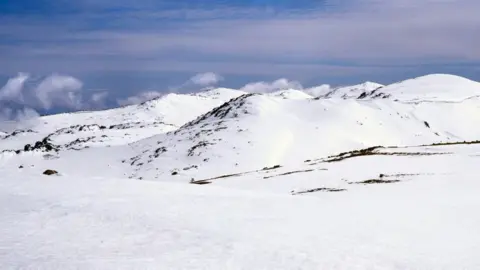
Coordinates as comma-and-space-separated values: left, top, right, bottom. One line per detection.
1, 144, 480, 269
1, 74, 480, 269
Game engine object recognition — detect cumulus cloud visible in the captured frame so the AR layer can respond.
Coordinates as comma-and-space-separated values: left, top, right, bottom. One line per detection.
117, 91, 163, 106
35, 74, 83, 110
0, 73, 109, 121
240, 78, 303, 93
189, 72, 223, 86
87, 91, 109, 109
303, 84, 332, 97
167, 72, 224, 94
0, 73, 30, 102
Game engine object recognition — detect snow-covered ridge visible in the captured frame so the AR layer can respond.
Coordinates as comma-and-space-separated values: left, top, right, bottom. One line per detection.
376, 74, 480, 102
127, 88, 480, 181
1, 73, 480, 169
2, 74, 480, 269
0, 88, 247, 151
269, 89, 313, 99
316, 81, 384, 99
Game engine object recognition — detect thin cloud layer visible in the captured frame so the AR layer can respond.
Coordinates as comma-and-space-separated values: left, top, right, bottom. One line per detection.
1, 0, 478, 77
189, 72, 223, 87
117, 91, 164, 106
240, 79, 303, 93
0, 106, 39, 122
117, 72, 223, 106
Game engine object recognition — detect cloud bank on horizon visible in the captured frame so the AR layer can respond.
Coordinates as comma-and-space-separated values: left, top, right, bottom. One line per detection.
0, 71, 322, 120
1, 0, 479, 118
0, 73, 110, 121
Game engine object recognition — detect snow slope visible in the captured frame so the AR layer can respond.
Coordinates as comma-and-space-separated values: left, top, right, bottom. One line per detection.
364, 74, 480, 102
0, 88, 246, 150
128, 89, 480, 181
269, 89, 313, 99
1, 143, 480, 269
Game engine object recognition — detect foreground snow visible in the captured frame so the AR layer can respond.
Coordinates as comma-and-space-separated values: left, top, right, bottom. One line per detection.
1, 143, 480, 269
1, 169, 479, 269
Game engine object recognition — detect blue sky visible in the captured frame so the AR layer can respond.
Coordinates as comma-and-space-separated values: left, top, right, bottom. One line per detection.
1, 0, 480, 116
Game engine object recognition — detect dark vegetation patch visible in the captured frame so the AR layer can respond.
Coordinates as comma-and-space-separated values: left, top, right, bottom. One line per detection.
380, 173, 422, 178
179, 93, 257, 131
200, 172, 245, 181
64, 136, 95, 150
357, 89, 390, 99
22, 137, 59, 153
351, 179, 401, 185
108, 121, 175, 130
129, 155, 142, 166
0, 149, 18, 154
190, 180, 212, 185
262, 165, 282, 171
150, 147, 167, 158
323, 146, 383, 162
321, 146, 449, 163
291, 187, 346, 195
2, 129, 37, 139
425, 140, 480, 146
183, 165, 198, 171
43, 154, 59, 160
263, 169, 316, 179
187, 140, 214, 157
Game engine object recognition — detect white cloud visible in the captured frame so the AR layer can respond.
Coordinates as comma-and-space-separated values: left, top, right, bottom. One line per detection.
88, 91, 109, 109
168, 72, 224, 93
0, 106, 39, 122
303, 84, 332, 97
240, 78, 303, 93
0, 73, 30, 102
0, 73, 112, 121
189, 72, 223, 86
35, 74, 83, 110
117, 91, 163, 106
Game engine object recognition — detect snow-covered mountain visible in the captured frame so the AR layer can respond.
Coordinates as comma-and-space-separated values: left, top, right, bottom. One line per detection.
2, 74, 480, 269
1, 73, 479, 178
0, 88, 246, 151
316, 81, 384, 99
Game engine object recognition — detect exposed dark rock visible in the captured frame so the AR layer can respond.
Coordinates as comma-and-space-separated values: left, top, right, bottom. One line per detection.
24, 144, 32, 151
43, 169, 58, 176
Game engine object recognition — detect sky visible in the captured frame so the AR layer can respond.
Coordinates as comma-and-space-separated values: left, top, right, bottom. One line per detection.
1, 0, 480, 118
